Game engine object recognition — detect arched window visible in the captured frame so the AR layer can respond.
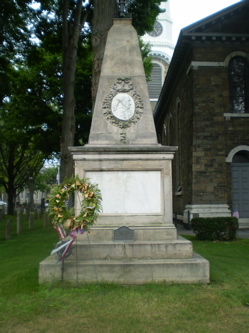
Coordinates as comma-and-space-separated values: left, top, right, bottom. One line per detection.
176, 102, 182, 187
231, 150, 249, 218
228, 56, 249, 113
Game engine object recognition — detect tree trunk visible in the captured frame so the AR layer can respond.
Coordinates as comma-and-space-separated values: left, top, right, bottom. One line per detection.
6, 183, 16, 216
59, 0, 89, 181
60, 58, 76, 181
60, 0, 89, 181
6, 148, 16, 215
91, 0, 116, 109
28, 177, 35, 212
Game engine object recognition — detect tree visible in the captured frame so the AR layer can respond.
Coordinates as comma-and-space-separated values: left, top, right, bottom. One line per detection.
0, 0, 34, 106
0, 52, 62, 214
0, 139, 45, 215
60, 0, 92, 181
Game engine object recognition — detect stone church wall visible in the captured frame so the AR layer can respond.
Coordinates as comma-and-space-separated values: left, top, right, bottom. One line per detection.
162, 44, 249, 217
162, 50, 194, 216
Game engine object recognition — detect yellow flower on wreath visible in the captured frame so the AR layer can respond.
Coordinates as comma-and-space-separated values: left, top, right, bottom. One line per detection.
48, 175, 102, 232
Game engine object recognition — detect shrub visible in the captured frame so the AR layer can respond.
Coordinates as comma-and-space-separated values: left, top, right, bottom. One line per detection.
191, 217, 239, 241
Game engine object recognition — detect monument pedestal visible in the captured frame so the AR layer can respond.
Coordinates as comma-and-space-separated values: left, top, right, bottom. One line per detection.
71, 145, 177, 232
39, 145, 209, 284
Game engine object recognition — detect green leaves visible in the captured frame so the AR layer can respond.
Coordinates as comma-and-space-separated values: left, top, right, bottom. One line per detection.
129, 0, 166, 36
191, 217, 239, 241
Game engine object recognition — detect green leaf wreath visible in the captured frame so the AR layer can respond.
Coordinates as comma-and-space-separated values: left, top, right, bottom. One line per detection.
48, 175, 102, 232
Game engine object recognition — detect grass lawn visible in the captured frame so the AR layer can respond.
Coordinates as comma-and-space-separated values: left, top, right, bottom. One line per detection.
0, 216, 249, 333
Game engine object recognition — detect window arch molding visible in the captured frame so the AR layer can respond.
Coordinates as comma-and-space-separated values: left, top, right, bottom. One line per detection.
152, 60, 165, 84
147, 61, 164, 100
224, 51, 249, 67
226, 145, 249, 163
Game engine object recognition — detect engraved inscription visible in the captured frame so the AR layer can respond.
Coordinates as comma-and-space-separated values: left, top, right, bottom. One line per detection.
120, 132, 127, 143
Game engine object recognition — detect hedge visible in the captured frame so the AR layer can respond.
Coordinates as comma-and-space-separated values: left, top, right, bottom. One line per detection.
191, 217, 239, 241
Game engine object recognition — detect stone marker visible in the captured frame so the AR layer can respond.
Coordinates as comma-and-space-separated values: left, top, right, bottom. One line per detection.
5, 219, 11, 240
16, 208, 22, 235
29, 213, 34, 230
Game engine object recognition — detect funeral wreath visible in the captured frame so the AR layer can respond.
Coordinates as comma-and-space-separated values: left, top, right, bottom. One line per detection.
48, 176, 102, 233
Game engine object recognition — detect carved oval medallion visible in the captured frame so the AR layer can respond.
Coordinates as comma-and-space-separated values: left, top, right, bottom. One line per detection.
102, 77, 144, 129
111, 93, 135, 121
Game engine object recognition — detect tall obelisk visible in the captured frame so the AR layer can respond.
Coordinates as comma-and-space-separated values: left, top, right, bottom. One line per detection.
88, 18, 158, 146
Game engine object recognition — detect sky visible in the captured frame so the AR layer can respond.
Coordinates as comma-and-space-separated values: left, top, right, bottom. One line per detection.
170, 0, 242, 44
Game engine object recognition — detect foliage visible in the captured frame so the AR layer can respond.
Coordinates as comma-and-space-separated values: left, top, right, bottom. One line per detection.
191, 217, 239, 241
0, 0, 37, 107
0, 57, 62, 214
34, 166, 58, 192
129, 0, 166, 36
139, 38, 153, 81
48, 175, 102, 232
0, 140, 45, 214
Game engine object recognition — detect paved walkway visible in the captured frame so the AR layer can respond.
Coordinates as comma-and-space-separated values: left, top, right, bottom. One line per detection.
176, 223, 249, 239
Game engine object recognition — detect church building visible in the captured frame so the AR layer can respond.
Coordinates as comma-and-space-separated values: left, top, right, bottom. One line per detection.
154, 0, 249, 228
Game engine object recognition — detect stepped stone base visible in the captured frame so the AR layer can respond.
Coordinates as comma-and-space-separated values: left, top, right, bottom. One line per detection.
39, 236, 210, 284
183, 204, 231, 223
39, 253, 209, 285
238, 218, 249, 228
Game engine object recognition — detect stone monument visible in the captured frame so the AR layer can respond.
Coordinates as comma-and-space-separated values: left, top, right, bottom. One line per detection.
39, 16, 209, 284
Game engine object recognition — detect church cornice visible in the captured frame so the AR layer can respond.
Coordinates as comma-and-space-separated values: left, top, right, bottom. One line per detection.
149, 42, 175, 49
183, 0, 248, 35
185, 33, 249, 44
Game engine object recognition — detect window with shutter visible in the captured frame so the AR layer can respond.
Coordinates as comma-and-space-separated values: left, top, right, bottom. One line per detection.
148, 63, 162, 99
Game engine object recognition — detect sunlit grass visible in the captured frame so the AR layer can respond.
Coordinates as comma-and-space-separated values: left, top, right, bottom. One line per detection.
0, 217, 249, 332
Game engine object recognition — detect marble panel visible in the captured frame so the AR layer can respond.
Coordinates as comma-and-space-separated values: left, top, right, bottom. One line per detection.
86, 170, 162, 214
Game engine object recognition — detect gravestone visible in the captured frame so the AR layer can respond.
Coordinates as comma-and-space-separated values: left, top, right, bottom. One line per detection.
5, 219, 11, 240
16, 208, 22, 235
29, 213, 34, 230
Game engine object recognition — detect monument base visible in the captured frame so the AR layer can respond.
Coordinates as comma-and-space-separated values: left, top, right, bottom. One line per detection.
39, 235, 209, 284
38, 145, 210, 284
